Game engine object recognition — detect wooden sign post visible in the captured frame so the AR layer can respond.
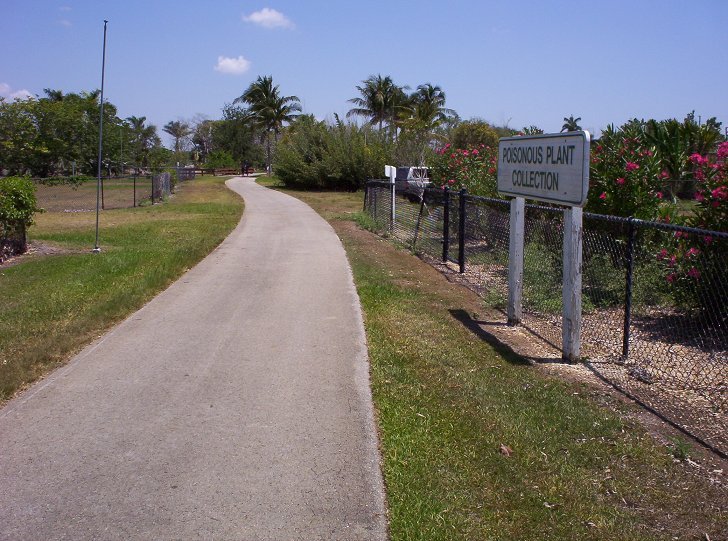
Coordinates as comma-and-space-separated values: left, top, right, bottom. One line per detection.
497, 132, 590, 361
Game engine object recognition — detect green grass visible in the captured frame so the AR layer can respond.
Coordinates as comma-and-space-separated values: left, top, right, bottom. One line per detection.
277, 183, 726, 541
0, 175, 243, 400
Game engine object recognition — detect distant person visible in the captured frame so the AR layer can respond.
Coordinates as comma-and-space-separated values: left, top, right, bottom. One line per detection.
243, 161, 249, 176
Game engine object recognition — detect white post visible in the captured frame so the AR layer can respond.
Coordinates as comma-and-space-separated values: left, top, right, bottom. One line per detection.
507, 197, 525, 324
387, 165, 396, 233
562, 206, 583, 361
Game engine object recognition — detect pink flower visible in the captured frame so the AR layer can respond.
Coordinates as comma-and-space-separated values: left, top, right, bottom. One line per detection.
686, 247, 700, 258
599, 192, 606, 200
625, 162, 639, 172
488, 167, 496, 175
666, 273, 677, 283
717, 141, 728, 160
668, 255, 677, 267
462, 150, 470, 157
615, 177, 625, 186
704, 236, 713, 245
687, 267, 700, 280
711, 186, 728, 200
689, 153, 708, 166
444, 143, 451, 149
656, 192, 663, 199
656, 248, 668, 260
695, 191, 705, 202
448, 179, 456, 185
471, 148, 479, 156
659, 170, 670, 180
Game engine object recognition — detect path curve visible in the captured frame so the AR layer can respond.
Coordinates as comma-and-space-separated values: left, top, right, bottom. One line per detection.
0, 177, 387, 540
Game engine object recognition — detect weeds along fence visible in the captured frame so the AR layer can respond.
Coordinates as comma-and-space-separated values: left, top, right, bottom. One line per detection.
33, 170, 192, 213
364, 180, 727, 455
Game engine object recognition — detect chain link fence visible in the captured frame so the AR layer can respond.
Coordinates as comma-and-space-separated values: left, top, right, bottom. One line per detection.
33, 171, 191, 213
364, 180, 727, 455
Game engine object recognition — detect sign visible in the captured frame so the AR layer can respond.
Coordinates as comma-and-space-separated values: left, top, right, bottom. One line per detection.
497, 131, 590, 206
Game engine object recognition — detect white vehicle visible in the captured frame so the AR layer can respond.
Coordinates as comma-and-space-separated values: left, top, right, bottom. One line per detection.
394, 167, 430, 201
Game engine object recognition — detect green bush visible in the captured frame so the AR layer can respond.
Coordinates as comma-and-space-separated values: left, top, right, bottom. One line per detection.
275, 115, 392, 190
1, 176, 41, 228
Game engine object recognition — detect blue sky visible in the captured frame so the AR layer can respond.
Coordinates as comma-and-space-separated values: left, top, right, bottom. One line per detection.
2, 0, 727, 146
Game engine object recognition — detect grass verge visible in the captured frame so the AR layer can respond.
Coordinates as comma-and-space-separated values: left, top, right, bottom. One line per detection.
0, 175, 243, 401
270, 177, 726, 541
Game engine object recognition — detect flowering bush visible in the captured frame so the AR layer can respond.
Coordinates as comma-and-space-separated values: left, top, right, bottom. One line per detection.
654, 142, 728, 315
429, 143, 499, 197
688, 141, 728, 232
587, 121, 671, 220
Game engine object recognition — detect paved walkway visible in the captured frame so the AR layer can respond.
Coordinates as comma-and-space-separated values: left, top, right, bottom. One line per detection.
0, 177, 387, 540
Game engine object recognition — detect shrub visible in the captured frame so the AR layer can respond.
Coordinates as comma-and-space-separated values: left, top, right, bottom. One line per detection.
588, 120, 673, 220
0, 176, 41, 228
275, 115, 392, 190
429, 143, 499, 197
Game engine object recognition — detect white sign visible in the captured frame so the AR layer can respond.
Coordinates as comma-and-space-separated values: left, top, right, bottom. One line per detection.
497, 131, 590, 206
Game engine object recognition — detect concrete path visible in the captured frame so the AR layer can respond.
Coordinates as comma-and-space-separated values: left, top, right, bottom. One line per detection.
0, 177, 387, 540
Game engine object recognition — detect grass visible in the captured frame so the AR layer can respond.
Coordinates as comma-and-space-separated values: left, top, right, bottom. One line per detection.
0, 175, 243, 400
268, 176, 726, 541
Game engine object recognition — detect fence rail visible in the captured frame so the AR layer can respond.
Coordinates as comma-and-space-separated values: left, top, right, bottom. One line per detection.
364, 180, 727, 456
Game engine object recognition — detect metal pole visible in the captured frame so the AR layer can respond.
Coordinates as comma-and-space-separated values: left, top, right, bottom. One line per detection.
93, 20, 108, 253
622, 217, 637, 358
442, 187, 450, 262
458, 189, 467, 273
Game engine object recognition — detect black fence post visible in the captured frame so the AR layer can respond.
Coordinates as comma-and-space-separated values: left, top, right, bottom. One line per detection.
458, 189, 467, 273
442, 187, 450, 262
622, 217, 637, 359
413, 192, 426, 252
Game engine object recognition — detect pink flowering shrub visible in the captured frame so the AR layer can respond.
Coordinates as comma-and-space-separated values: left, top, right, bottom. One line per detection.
587, 121, 671, 219
656, 142, 728, 314
429, 143, 499, 197
688, 141, 728, 232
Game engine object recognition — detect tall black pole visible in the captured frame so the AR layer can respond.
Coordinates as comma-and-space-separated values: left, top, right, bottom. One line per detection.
93, 20, 108, 253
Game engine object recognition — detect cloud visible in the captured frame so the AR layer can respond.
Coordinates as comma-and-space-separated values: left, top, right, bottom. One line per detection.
214, 55, 251, 75
58, 19, 72, 27
242, 8, 294, 29
0, 83, 32, 100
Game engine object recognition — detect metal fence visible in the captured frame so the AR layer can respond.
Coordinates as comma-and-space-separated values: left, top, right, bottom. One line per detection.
33, 172, 183, 213
364, 180, 727, 455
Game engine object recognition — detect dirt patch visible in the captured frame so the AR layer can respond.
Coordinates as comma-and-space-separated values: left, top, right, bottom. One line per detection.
0, 241, 84, 269
333, 219, 728, 484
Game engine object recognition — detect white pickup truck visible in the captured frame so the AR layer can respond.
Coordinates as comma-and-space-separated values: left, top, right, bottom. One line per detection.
394, 167, 431, 201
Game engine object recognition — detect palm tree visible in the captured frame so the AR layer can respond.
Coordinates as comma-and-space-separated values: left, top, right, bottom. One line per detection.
234, 75, 301, 174
346, 74, 405, 139
561, 115, 582, 132
127, 115, 160, 168
163, 120, 191, 154
401, 83, 455, 134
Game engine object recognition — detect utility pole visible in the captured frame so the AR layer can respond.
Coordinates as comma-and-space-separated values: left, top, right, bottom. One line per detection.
93, 19, 108, 253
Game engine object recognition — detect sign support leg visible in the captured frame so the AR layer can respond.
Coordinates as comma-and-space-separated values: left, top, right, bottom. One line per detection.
507, 197, 524, 325
562, 206, 583, 361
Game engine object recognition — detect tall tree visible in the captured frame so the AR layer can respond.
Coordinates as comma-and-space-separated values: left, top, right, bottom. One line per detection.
346, 74, 405, 138
126, 115, 161, 169
561, 115, 582, 132
234, 75, 301, 174
163, 120, 192, 154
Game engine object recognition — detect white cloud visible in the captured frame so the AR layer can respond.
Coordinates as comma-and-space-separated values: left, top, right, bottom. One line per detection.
242, 8, 294, 29
58, 19, 72, 27
0, 83, 32, 100
214, 55, 251, 75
